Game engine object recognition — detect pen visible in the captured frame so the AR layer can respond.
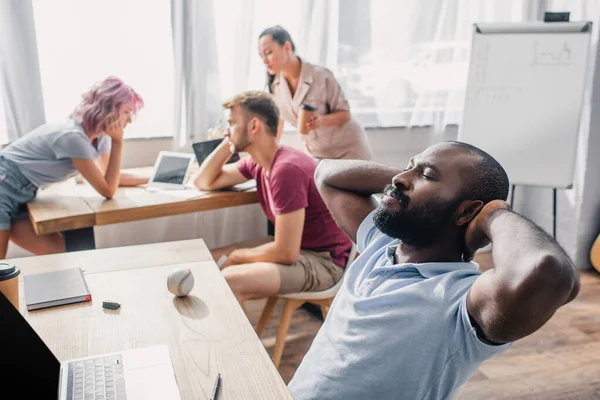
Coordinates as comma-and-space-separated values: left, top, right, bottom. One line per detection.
211, 373, 221, 400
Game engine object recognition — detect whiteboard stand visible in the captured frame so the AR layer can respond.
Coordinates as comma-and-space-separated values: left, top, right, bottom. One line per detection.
553, 188, 557, 239
459, 21, 593, 240
510, 185, 558, 239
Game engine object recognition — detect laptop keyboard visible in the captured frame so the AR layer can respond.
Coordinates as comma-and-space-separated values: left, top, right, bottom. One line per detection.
67, 355, 127, 400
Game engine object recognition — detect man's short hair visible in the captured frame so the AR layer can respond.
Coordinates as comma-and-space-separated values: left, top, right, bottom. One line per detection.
449, 141, 510, 204
223, 91, 280, 136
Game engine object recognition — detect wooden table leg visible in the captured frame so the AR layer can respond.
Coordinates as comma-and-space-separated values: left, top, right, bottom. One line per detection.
63, 227, 96, 252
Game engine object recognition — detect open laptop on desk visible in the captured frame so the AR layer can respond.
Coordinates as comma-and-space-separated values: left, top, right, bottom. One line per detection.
192, 138, 240, 166
147, 151, 195, 190
0, 292, 181, 400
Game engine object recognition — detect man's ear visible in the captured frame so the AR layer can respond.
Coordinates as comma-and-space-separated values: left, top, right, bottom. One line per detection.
455, 200, 484, 227
248, 117, 260, 136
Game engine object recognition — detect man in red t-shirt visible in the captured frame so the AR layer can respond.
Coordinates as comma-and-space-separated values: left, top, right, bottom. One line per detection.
193, 91, 352, 303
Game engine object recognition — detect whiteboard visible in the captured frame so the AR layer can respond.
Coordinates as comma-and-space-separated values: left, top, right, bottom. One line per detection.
458, 22, 592, 188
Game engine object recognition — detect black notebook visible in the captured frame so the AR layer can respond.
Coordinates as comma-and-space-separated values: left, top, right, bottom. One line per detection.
23, 268, 92, 311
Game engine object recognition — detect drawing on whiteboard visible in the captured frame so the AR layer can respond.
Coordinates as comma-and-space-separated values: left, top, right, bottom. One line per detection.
532, 40, 572, 65
474, 87, 522, 102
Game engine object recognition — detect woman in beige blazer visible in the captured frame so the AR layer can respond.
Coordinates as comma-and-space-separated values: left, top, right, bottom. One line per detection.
258, 25, 372, 160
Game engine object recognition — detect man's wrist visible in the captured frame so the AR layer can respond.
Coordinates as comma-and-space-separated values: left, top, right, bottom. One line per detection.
228, 249, 243, 265
483, 207, 512, 239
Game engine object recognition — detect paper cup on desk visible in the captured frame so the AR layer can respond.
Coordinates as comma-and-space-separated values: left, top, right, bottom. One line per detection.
0, 262, 20, 310
297, 104, 317, 135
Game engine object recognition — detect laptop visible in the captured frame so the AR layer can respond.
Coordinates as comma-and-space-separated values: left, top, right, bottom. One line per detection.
147, 151, 195, 190
0, 291, 181, 399
192, 139, 240, 166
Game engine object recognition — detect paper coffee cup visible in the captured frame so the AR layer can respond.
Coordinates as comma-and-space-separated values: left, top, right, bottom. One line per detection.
297, 104, 317, 135
0, 262, 20, 310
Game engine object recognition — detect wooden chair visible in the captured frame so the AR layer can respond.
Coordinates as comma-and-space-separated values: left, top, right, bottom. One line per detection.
256, 243, 358, 368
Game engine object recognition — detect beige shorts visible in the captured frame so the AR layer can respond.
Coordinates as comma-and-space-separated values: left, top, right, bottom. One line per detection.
227, 236, 344, 294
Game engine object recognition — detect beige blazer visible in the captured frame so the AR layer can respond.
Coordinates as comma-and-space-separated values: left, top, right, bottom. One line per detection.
270, 60, 372, 160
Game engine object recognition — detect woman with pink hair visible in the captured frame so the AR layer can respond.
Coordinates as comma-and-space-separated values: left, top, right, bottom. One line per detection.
0, 76, 146, 258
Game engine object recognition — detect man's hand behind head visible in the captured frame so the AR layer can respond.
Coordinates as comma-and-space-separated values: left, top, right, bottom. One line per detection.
463, 200, 510, 261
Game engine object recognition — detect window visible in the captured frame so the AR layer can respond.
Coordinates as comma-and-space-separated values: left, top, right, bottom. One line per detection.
32, 0, 174, 138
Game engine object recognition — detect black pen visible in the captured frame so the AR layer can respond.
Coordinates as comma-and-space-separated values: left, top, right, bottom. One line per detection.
211, 373, 221, 400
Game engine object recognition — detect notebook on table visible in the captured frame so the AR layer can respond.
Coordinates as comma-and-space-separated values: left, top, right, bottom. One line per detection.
23, 267, 92, 311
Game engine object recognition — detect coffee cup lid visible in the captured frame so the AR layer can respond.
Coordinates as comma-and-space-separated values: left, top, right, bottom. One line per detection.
300, 104, 317, 111
0, 263, 20, 281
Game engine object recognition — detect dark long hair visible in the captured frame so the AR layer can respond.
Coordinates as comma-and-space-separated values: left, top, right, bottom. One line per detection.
259, 25, 296, 93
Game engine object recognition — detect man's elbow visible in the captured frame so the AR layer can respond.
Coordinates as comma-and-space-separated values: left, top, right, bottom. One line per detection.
516, 252, 580, 308
194, 179, 210, 191
193, 176, 214, 191
314, 159, 334, 189
537, 253, 580, 303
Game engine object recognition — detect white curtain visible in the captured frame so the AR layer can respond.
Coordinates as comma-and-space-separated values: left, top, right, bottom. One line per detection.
171, 0, 222, 150
297, 0, 340, 70
0, 0, 45, 142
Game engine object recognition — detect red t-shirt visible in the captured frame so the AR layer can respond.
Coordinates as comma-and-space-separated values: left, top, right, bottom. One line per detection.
237, 146, 352, 267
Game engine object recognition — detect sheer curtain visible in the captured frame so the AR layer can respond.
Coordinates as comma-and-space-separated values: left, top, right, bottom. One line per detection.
0, 0, 45, 142
171, 0, 222, 149
297, 0, 340, 69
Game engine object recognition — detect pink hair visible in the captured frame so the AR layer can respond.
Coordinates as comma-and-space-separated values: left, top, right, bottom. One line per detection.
71, 76, 143, 134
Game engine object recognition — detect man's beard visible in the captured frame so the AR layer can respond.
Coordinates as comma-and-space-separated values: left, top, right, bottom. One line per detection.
231, 128, 250, 153
374, 184, 460, 247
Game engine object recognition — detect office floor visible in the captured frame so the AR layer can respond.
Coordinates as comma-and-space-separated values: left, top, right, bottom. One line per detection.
245, 252, 600, 399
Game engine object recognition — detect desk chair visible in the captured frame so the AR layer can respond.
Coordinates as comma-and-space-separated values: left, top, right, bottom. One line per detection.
256, 242, 358, 368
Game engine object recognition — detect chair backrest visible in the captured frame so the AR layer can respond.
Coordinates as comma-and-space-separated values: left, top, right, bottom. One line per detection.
346, 242, 358, 269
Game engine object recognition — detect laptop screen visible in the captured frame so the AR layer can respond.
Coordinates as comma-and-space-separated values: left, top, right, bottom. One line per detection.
192, 139, 240, 166
0, 291, 60, 397
152, 155, 192, 184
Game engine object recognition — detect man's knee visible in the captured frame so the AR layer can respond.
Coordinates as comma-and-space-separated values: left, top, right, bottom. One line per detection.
222, 267, 246, 293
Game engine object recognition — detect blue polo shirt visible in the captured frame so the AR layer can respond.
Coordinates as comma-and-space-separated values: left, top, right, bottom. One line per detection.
288, 210, 512, 400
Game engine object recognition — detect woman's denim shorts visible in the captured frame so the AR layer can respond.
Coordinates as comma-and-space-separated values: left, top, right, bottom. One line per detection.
0, 156, 38, 231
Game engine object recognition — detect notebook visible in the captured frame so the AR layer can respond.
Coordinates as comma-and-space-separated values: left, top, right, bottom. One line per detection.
24, 267, 92, 311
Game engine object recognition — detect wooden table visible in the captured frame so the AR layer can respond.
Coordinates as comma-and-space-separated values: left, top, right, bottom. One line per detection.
28, 167, 259, 251
9, 239, 292, 400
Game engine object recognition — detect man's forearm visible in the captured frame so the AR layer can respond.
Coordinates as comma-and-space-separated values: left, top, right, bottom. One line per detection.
487, 210, 579, 300
314, 159, 401, 195
229, 242, 297, 265
193, 141, 232, 188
